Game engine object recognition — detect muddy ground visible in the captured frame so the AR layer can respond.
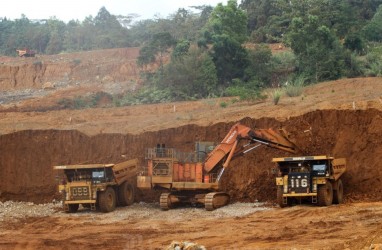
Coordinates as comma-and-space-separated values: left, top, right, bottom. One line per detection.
0, 48, 382, 249
0, 201, 381, 249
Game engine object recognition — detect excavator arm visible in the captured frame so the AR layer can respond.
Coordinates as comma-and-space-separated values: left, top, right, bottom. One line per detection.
203, 123, 299, 177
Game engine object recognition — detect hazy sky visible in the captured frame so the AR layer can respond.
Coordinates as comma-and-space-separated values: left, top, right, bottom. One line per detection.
1, 0, 228, 22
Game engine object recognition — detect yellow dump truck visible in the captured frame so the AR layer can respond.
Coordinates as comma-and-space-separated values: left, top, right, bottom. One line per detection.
54, 159, 138, 213
16, 48, 36, 57
273, 156, 346, 207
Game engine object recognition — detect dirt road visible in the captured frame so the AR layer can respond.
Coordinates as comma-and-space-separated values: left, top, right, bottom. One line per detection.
0, 202, 381, 249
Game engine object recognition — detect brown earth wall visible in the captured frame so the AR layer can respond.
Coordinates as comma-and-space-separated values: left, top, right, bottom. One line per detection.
0, 109, 381, 203
0, 48, 141, 91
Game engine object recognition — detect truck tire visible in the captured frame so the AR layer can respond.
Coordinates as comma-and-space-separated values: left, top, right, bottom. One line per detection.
277, 186, 289, 208
317, 181, 333, 206
98, 187, 116, 213
118, 182, 135, 206
333, 179, 344, 204
67, 204, 79, 213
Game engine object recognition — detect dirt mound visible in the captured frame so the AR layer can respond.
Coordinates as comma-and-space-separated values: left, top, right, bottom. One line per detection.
0, 109, 381, 203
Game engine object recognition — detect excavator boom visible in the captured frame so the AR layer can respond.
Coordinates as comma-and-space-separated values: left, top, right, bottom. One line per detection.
203, 123, 298, 173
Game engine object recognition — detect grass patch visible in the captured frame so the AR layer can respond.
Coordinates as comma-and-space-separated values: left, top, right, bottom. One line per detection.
271, 89, 283, 105
284, 76, 305, 97
220, 101, 228, 108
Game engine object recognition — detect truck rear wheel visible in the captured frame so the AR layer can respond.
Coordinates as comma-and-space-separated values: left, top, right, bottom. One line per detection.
317, 181, 333, 206
333, 179, 344, 204
98, 187, 116, 213
118, 182, 135, 206
67, 204, 79, 213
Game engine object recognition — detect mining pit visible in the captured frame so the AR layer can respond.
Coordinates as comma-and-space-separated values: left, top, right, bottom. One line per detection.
0, 49, 381, 249
1, 109, 381, 204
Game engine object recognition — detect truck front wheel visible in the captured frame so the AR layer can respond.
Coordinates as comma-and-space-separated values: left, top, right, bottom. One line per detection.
317, 181, 333, 206
118, 182, 135, 206
98, 187, 116, 213
333, 179, 344, 204
67, 204, 79, 213
277, 186, 291, 208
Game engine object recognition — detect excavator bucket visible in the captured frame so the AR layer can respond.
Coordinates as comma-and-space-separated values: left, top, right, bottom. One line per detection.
252, 128, 300, 154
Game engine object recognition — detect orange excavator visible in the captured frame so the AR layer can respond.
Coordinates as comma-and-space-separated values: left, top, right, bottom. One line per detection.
137, 123, 299, 210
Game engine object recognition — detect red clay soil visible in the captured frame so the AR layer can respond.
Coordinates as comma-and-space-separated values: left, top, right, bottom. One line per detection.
0, 48, 141, 91
0, 109, 381, 204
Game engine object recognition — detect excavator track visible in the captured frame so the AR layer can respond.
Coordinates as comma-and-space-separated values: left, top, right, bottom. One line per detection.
160, 193, 172, 210
204, 192, 230, 211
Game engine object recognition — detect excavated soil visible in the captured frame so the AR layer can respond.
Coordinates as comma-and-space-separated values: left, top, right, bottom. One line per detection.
0, 109, 381, 204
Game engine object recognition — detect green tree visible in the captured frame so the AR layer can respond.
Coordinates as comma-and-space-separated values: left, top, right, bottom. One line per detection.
363, 5, 382, 42
45, 18, 66, 54
275, 0, 361, 38
172, 39, 190, 59
200, 0, 249, 85
94, 7, 129, 48
287, 15, 346, 82
208, 0, 248, 44
241, 0, 273, 30
245, 44, 273, 85
161, 47, 218, 99
137, 45, 157, 67
137, 32, 176, 70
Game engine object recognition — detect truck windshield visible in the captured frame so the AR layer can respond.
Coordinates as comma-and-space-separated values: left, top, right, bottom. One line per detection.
313, 164, 326, 171
92, 171, 104, 178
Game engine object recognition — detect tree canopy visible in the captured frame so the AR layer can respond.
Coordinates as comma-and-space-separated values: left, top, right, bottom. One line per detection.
1, 1, 382, 104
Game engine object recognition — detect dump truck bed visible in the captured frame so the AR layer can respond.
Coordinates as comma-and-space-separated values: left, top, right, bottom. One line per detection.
113, 159, 138, 185
54, 159, 138, 185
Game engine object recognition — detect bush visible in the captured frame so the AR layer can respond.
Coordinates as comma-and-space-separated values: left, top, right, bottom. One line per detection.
271, 51, 297, 85
271, 89, 283, 105
224, 79, 264, 101
72, 59, 81, 65
345, 52, 366, 78
118, 87, 173, 106
220, 102, 228, 108
57, 98, 73, 109
91, 91, 113, 107
272, 51, 296, 72
365, 61, 382, 76
225, 85, 263, 101
284, 76, 305, 97
364, 47, 382, 77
